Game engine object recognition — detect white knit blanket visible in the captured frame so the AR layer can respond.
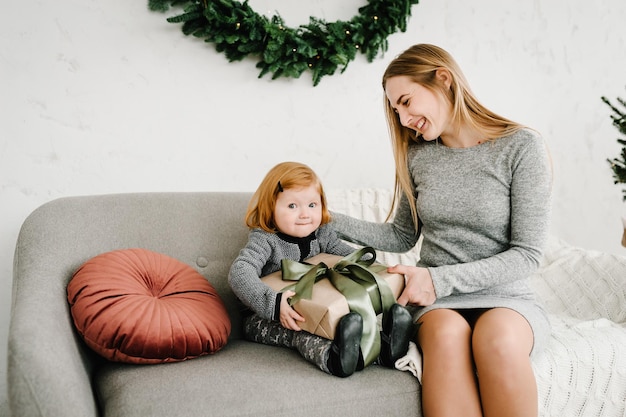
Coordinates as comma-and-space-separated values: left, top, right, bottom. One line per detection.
394, 342, 422, 383
327, 188, 626, 417
530, 238, 626, 416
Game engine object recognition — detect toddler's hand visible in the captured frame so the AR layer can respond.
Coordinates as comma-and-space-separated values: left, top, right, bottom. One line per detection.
279, 290, 305, 331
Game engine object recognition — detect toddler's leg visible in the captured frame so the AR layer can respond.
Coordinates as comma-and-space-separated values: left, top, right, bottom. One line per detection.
378, 303, 414, 367
244, 313, 363, 378
293, 312, 363, 378
243, 314, 296, 347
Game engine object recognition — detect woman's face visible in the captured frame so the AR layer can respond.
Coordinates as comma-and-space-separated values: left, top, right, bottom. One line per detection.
274, 184, 323, 238
385, 75, 452, 141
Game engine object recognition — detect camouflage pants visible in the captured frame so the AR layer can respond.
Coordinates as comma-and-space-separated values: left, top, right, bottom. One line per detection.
244, 314, 332, 374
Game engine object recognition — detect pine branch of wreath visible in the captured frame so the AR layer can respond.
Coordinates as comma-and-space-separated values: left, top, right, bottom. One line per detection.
148, 0, 420, 86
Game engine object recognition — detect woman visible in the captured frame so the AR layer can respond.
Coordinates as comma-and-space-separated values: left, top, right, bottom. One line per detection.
332, 44, 552, 416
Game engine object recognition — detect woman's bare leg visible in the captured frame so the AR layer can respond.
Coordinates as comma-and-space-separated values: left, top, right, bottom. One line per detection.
472, 308, 537, 417
418, 309, 482, 417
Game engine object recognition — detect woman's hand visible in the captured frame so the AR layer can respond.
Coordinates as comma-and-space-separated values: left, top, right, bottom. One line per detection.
279, 290, 306, 331
389, 264, 437, 307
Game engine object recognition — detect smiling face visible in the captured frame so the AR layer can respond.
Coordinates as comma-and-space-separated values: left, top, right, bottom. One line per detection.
273, 184, 323, 238
385, 74, 453, 141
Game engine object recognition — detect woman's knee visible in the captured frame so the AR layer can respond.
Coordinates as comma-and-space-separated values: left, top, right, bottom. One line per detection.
472, 308, 533, 361
418, 309, 472, 354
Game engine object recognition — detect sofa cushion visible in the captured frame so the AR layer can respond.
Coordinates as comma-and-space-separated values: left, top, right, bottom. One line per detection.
67, 248, 231, 364
94, 340, 421, 417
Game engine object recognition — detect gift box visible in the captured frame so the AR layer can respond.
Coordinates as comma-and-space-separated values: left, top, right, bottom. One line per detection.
261, 252, 405, 341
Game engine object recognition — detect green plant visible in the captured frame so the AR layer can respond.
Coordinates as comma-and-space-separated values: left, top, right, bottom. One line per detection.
602, 90, 626, 201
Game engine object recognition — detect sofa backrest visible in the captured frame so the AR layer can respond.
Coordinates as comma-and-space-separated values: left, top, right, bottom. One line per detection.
35, 192, 251, 336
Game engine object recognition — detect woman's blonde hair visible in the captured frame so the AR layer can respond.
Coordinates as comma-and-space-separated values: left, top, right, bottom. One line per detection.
246, 161, 331, 232
382, 44, 525, 225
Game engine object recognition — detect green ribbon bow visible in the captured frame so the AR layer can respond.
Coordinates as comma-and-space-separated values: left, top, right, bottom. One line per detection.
280, 247, 397, 366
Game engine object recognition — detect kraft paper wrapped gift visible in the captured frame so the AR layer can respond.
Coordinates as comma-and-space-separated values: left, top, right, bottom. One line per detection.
261, 252, 405, 340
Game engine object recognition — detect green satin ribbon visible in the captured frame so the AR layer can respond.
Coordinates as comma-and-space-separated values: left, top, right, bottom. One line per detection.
280, 247, 396, 366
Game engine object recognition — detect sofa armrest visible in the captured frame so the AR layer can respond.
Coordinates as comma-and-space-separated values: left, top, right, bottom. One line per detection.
530, 236, 626, 324
8, 202, 100, 417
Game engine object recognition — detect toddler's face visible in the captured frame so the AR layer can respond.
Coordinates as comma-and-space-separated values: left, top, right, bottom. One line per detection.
274, 185, 323, 238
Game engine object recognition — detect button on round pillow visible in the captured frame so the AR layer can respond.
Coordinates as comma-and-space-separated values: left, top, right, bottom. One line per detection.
68, 248, 231, 364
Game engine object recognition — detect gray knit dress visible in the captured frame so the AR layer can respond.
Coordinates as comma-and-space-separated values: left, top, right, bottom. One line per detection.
332, 129, 552, 356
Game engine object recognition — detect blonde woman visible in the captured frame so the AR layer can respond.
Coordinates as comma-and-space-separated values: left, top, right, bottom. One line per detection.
229, 161, 412, 378
332, 45, 552, 416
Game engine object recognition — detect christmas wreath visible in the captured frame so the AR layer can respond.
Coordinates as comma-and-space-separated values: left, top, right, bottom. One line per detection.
148, 0, 420, 85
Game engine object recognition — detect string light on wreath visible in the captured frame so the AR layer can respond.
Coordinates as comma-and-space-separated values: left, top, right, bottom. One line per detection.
148, 0, 420, 86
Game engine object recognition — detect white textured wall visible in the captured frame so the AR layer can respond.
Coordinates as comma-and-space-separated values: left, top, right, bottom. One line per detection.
2, 0, 625, 408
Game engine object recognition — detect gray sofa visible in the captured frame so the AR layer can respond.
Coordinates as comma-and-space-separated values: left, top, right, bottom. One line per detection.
8, 190, 626, 417
8, 192, 420, 417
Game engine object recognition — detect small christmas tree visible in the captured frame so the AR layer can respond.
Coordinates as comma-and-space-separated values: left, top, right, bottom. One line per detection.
602, 90, 626, 201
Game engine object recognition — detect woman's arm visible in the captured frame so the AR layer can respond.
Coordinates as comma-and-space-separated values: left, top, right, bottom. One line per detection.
331, 191, 421, 253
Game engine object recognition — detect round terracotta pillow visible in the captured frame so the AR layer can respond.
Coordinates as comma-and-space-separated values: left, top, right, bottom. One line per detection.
67, 248, 231, 364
